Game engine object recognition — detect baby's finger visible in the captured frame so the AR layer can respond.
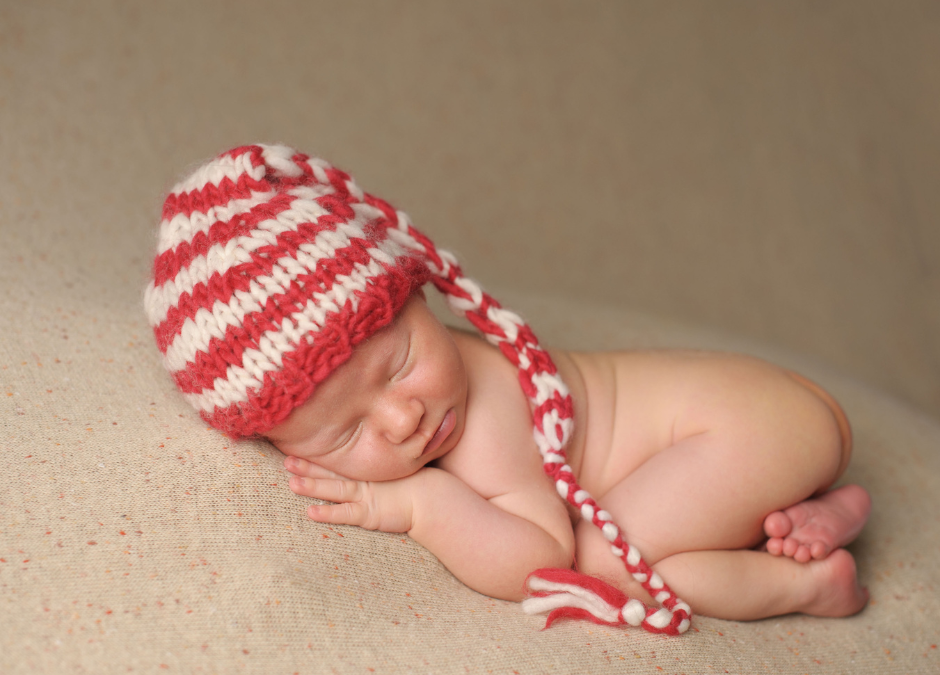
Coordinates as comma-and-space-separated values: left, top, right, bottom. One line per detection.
307, 501, 369, 527
283, 456, 342, 480
289, 476, 364, 504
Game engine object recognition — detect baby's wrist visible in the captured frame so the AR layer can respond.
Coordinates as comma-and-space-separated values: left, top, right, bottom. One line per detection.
405, 467, 459, 535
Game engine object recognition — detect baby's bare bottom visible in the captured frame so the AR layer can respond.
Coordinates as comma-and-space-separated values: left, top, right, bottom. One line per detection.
761, 374, 870, 564
785, 370, 854, 485
573, 356, 868, 620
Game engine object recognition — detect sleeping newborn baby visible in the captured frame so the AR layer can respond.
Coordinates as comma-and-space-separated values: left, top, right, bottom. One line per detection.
145, 144, 870, 635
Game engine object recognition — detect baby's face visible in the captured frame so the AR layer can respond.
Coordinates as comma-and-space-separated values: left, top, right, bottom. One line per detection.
267, 294, 468, 481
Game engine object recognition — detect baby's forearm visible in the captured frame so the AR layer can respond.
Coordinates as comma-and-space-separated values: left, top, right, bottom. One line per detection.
407, 467, 574, 601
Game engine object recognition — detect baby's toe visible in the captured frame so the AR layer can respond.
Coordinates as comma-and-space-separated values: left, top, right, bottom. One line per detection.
794, 544, 812, 563
810, 541, 829, 560
763, 511, 793, 539
782, 537, 800, 558
766, 537, 784, 556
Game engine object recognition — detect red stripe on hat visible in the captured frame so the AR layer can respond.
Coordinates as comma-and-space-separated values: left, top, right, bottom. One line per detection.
195, 264, 422, 437
321, 165, 356, 197
153, 192, 298, 287
402, 223, 446, 270
154, 186, 362, 293
163, 240, 380, 389
362, 192, 397, 224
220, 145, 261, 159
152, 206, 385, 352
161, 152, 269, 222
531, 393, 574, 429
160, 145, 319, 224
168, 254, 428, 396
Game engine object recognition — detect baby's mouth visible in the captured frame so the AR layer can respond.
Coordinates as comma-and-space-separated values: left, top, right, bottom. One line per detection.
422, 409, 456, 457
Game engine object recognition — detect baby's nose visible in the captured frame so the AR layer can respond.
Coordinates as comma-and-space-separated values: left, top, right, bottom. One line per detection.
380, 396, 423, 444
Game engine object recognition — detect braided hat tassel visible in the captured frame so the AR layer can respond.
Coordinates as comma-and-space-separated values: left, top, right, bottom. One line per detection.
366, 198, 692, 636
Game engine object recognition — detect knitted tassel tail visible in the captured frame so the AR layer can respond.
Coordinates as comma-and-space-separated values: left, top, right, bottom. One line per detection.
522, 568, 691, 635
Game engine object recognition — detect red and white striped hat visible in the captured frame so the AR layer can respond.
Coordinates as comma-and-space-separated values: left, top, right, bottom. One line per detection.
144, 144, 691, 634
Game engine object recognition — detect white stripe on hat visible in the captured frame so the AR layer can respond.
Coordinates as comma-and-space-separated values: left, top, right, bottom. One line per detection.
149, 188, 328, 323
170, 149, 267, 197
259, 144, 305, 178
157, 191, 278, 255
148, 192, 389, 325
162, 243, 398, 375
179, 259, 393, 412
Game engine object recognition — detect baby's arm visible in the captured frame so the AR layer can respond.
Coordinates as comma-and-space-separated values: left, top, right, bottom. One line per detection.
285, 457, 574, 601
408, 467, 575, 601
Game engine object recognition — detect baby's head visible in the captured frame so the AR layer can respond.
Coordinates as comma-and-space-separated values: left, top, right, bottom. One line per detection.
145, 144, 435, 438
265, 291, 468, 480
144, 144, 572, 470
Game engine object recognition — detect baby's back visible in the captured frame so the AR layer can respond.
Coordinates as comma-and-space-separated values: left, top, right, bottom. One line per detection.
553, 349, 844, 498
439, 330, 844, 530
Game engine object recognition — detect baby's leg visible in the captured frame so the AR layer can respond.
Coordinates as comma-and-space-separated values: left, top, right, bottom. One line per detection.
574, 359, 865, 619
762, 372, 871, 562
577, 528, 867, 620
582, 406, 845, 566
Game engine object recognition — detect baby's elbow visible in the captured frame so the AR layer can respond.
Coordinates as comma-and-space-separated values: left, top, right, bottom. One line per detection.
486, 532, 574, 603
553, 533, 577, 570
531, 530, 577, 578
502, 543, 574, 603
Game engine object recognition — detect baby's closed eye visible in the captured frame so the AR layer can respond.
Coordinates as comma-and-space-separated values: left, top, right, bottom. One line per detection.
334, 421, 363, 452
389, 336, 414, 382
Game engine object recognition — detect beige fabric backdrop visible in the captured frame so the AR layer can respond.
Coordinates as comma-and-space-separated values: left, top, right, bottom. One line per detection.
3, 0, 938, 418
4, 282, 940, 673
2, 1, 939, 673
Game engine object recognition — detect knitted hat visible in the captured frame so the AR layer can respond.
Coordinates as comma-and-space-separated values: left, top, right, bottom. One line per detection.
144, 144, 432, 437
144, 144, 691, 634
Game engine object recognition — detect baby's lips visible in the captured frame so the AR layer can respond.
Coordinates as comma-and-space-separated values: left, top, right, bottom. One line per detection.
422, 409, 456, 457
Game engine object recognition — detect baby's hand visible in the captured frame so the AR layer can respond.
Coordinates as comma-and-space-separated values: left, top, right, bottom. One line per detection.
283, 457, 418, 533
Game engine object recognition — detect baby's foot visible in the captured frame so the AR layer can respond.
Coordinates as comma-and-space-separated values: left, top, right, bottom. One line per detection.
800, 548, 869, 617
763, 484, 871, 563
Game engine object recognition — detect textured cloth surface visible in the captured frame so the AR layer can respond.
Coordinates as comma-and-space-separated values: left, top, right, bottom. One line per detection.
3, 279, 940, 673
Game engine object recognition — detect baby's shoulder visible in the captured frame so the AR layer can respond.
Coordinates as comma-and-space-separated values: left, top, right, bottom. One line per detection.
447, 327, 506, 375
438, 328, 550, 496
447, 328, 585, 423
447, 326, 531, 436
445, 328, 598, 481
447, 326, 585, 400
